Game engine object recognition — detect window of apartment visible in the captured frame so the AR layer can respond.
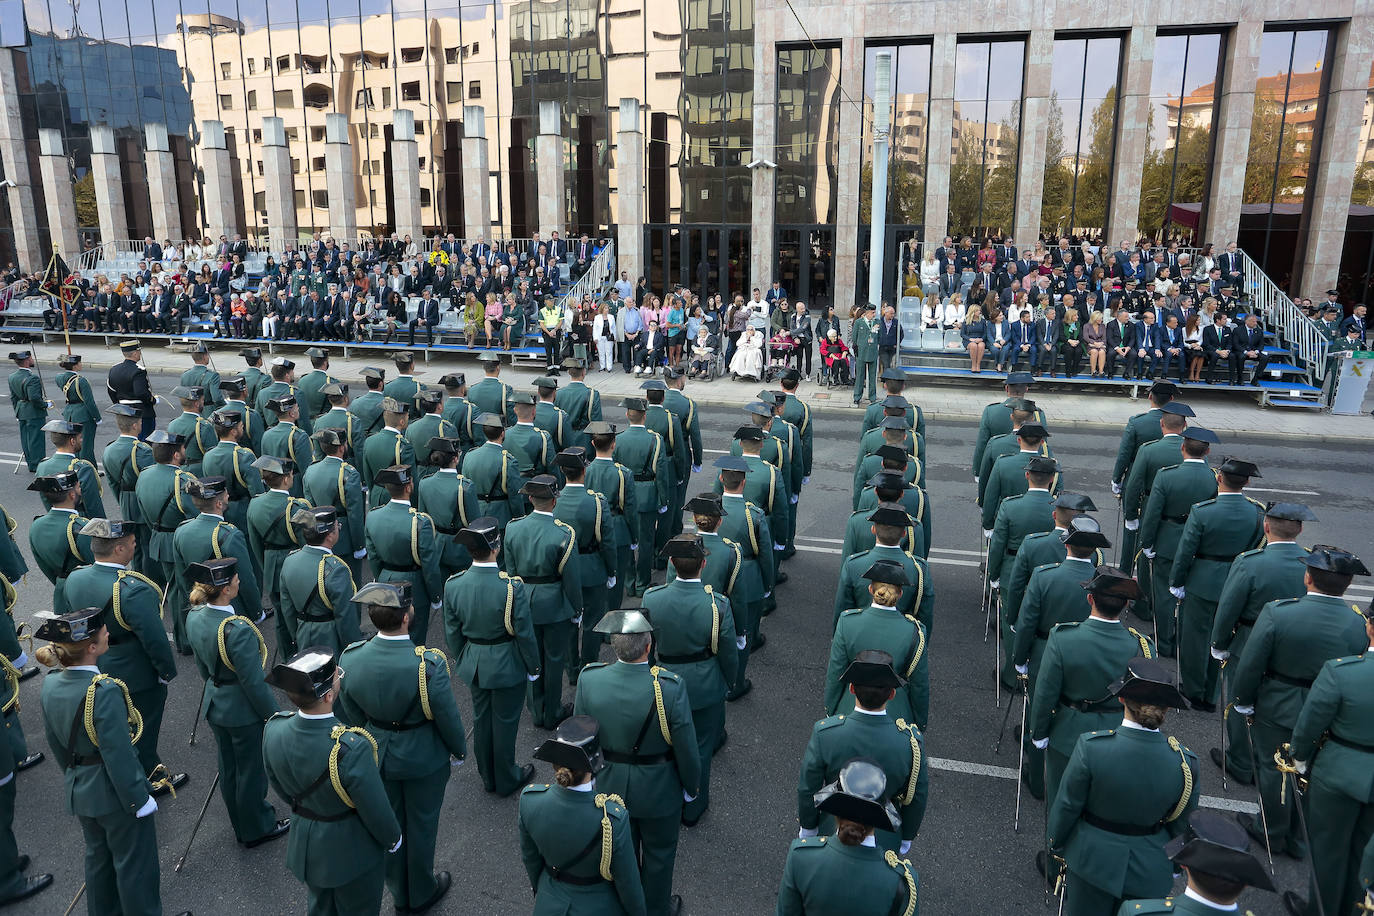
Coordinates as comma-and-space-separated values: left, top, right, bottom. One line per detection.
291, 158, 300, 174
312, 156, 325, 171
470, 41, 480, 56
381, 87, 392, 108
420, 188, 432, 207
418, 157, 426, 169
446, 81, 463, 104
469, 80, 481, 99
274, 89, 294, 109
402, 81, 421, 102
356, 89, 375, 110
294, 190, 306, 208
414, 121, 424, 135
255, 161, 263, 176
246, 90, 258, 110
445, 47, 459, 64
277, 55, 290, 73
312, 190, 328, 209
401, 47, 423, 63
285, 127, 299, 141
220, 61, 231, 79
219, 94, 233, 110
311, 127, 325, 142
252, 129, 262, 143
372, 160, 381, 174
370, 124, 380, 138
369, 189, 377, 206
253, 191, 265, 211
247, 59, 256, 75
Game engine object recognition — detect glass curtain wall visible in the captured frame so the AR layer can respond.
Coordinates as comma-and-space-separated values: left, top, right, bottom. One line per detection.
1137, 31, 1224, 243
1336, 61, 1374, 309
1040, 34, 1120, 242
775, 44, 840, 309
948, 38, 1022, 242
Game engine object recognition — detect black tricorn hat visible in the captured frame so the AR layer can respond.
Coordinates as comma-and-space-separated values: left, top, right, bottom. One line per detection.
266, 648, 337, 699
1164, 810, 1276, 892
533, 715, 605, 775
840, 649, 906, 689
861, 559, 911, 587
660, 534, 707, 560
1111, 658, 1190, 709
34, 606, 106, 643
1081, 564, 1141, 600
1303, 545, 1370, 576
188, 557, 238, 587
813, 758, 902, 832
684, 493, 726, 516
1062, 517, 1111, 549
456, 517, 502, 555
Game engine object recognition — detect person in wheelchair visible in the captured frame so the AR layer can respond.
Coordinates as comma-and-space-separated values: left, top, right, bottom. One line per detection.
634, 318, 666, 376
820, 328, 852, 386
688, 324, 719, 379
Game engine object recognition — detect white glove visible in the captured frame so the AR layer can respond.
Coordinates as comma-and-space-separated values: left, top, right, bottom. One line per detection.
1232, 704, 1254, 717
606, 577, 616, 589
135, 796, 158, 818
1032, 737, 1049, 750
11, 651, 26, 670
157, 677, 170, 686
1142, 548, 1155, 559
1170, 586, 1185, 600
429, 601, 442, 612
798, 827, 819, 839
1124, 519, 1139, 531
989, 580, 1000, 591
973, 475, 979, 485
682, 790, 696, 803
353, 548, 367, 559
773, 543, 786, 552
389, 835, 403, 854
763, 591, 772, 599
1210, 647, 1229, 662
789, 494, 798, 505
657, 505, 667, 514
1014, 663, 1028, 676
526, 673, 540, 682
736, 635, 747, 650
983, 529, 993, 540
450, 756, 464, 768
1111, 481, 1122, 496
692, 465, 702, 474
802, 476, 810, 486
899, 840, 912, 856
571, 615, 583, 626
630, 544, 638, 552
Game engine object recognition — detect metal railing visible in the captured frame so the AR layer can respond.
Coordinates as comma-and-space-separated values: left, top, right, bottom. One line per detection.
1239, 249, 1330, 382
558, 241, 615, 311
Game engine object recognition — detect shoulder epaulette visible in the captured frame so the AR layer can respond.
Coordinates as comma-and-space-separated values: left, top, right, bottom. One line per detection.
1085, 729, 1116, 740
845, 550, 868, 562
341, 639, 367, 653
268, 709, 296, 721
1245, 496, 1265, 509
1272, 597, 1301, 609
815, 715, 846, 731
522, 782, 550, 794
794, 837, 827, 850
582, 661, 609, 672
654, 667, 682, 682
838, 607, 863, 618
1193, 498, 1218, 509
1236, 547, 1264, 561
1119, 898, 1178, 914
1054, 620, 1082, 631
1331, 655, 1365, 668
1033, 561, 1059, 574
643, 584, 666, 598
1003, 492, 1025, 503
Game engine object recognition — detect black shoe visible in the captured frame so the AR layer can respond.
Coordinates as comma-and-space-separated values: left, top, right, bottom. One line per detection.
751, 633, 766, 653
17, 666, 37, 681
403, 871, 451, 913
15, 855, 27, 872
151, 771, 190, 796
1208, 747, 1254, 785
177, 646, 194, 657
243, 818, 291, 848
775, 570, 789, 585
0, 874, 52, 907
726, 679, 753, 702
14, 752, 43, 772
1281, 890, 1309, 916
1190, 699, 1217, 714
1236, 813, 1282, 856
681, 811, 703, 828
553, 703, 574, 726
668, 894, 683, 916
500, 764, 537, 798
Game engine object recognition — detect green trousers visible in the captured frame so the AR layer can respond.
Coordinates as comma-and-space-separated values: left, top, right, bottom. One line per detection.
1305, 779, 1374, 916
853, 359, 877, 403
630, 812, 681, 916
1063, 870, 1121, 916
1222, 624, 1256, 780
470, 683, 527, 794
528, 621, 572, 729
1252, 719, 1307, 858
78, 808, 162, 916
683, 702, 724, 823
129, 684, 168, 777
633, 512, 657, 589
17, 421, 42, 472
1131, 545, 1152, 621
0, 779, 22, 900
1178, 594, 1221, 703
732, 597, 760, 694
571, 582, 609, 673
210, 721, 278, 843
384, 765, 449, 910
1045, 746, 1070, 813
307, 860, 386, 916
608, 541, 632, 611
1149, 559, 1178, 656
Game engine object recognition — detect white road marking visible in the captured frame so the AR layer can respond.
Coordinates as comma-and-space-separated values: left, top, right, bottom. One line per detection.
1245, 487, 1319, 496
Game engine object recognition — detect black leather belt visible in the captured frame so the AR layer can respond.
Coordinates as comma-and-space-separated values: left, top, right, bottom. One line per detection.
150, 524, 178, 533
1005, 549, 1018, 557
1061, 696, 1119, 714
577, 545, 601, 555
1083, 811, 1161, 836
479, 492, 506, 501
1164, 514, 1187, 524
68, 751, 103, 767
435, 525, 458, 536
295, 611, 334, 623
212, 676, 237, 687
290, 804, 355, 822
1266, 670, 1314, 689
522, 574, 558, 585
660, 649, 713, 664
1329, 733, 1374, 753
366, 716, 427, 732
547, 867, 604, 886
602, 749, 674, 765
632, 473, 655, 482
379, 563, 419, 573
466, 634, 514, 645
1195, 553, 1238, 563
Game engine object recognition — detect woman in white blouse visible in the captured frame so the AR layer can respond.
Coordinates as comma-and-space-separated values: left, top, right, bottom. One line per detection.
592, 302, 616, 371
921, 298, 942, 329
941, 292, 965, 329
920, 251, 940, 297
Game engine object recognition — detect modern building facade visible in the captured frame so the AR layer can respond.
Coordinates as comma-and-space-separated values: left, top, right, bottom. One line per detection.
2, 0, 1373, 308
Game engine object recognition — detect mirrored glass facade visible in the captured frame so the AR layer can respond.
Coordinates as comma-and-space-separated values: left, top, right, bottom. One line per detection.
947, 38, 1022, 241
1040, 35, 1119, 240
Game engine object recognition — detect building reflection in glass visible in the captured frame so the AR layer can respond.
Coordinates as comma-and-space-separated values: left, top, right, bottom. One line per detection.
948, 38, 1022, 241
774, 44, 839, 309
1040, 35, 1120, 241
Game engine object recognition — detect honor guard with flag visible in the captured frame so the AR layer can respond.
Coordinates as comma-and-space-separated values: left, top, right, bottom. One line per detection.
833, 504, 931, 632
8, 350, 48, 471
714, 455, 775, 702
553, 449, 616, 678
296, 347, 338, 420
336, 582, 466, 914
554, 357, 604, 450
415, 437, 479, 579
28, 472, 93, 614
463, 413, 524, 529
382, 351, 422, 420
1045, 659, 1199, 916
180, 341, 224, 416
468, 352, 515, 426
615, 398, 670, 595
36, 418, 105, 518
406, 390, 454, 478
262, 648, 401, 916
166, 386, 218, 477
1207, 502, 1315, 787
971, 371, 1043, 483
172, 476, 263, 651
102, 403, 154, 571
1137, 426, 1220, 657
302, 430, 366, 585
438, 373, 475, 457
261, 395, 310, 498
444, 518, 540, 797
826, 560, 929, 730
643, 534, 740, 826
798, 651, 927, 854
349, 367, 388, 437
56, 353, 100, 465
586, 421, 637, 613
134, 430, 199, 596
246, 455, 310, 651
1228, 545, 1370, 866
518, 716, 646, 916
313, 383, 359, 462
778, 759, 919, 916
574, 609, 700, 916
202, 409, 264, 535
361, 398, 418, 510
533, 376, 570, 453
365, 465, 442, 643
63, 517, 188, 795
1169, 457, 1266, 709
218, 376, 265, 455
35, 605, 189, 916
185, 558, 291, 850
279, 507, 360, 654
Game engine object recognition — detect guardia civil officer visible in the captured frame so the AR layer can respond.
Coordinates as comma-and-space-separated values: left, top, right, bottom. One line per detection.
1111, 379, 1181, 546
553, 448, 616, 678
981, 424, 1056, 534
715, 455, 776, 701
134, 428, 198, 595
663, 368, 704, 536
27, 472, 92, 614
365, 465, 442, 642
532, 376, 570, 454
107, 339, 155, 438
337, 582, 466, 913
296, 347, 338, 420
382, 351, 422, 419
313, 382, 360, 462
201, 409, 263, 534
614, 398, 670, 595
0, 638, 46, 907
833, 504, 931, 631
246, 455, 311, 652
468, 351, 514, 425
1113, 810, 1275, 915
35, 418, 104, 518
518, 716, 646, 916
444, 518, 541, 797
414, 437, 479, 580
301, 427, 367, 583
1120, 401, 1195, 620
262, 648, 401, 916
406, 390, 454, 477
180, 341, 224, 416
7, 349, 48, 470
279, 507, 359, 654
261, 394, 310, 498
573, 610, 700, 916
586, 421, 637, 612
862, 365, 925, 439
850, 471, 929, 559
238, 346, 269, 407
674, 494, 742, 605
102, 403, 153, 571
55, 352, 100, 465
974, 399, 1041, 505
166, 386, 217, 476
553, 357, 603, 449
971, 370, 1042, 482
438, 373, 475, 456
349, 366, 388, 437
462, 412, 524, 528
172, 475, 263, 637
217, 375, 265, 454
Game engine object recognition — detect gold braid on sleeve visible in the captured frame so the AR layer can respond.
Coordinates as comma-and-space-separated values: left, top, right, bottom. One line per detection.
594, 793, 625, 881
1165, 736, 1194, 822
894, 718, 922, 806
883, 850, 918, 916
649, 667, 672, 745
328, 725, 380, 808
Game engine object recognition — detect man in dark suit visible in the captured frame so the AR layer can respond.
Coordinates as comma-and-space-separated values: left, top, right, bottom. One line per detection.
229, 234, 248, 260
1202, 313, 1235, 384
408, 290, 441, 346
165, 284, 189, 335
1159, 313, 1185, 381
1132, 309, 1163, 379
764, 280, 788, 310
1217, 241, 1243, 292
1036, 306, 1062, 377
1051, 238, 1078, 270
107, 339, 156, 437
546, 231, 567, 263
142, 236, 163, 262
571, 235, 595, 280
1339, 303, 1367, 343
876, 303, 903, 372
318, 287, 345, 340
1105, 308, 1136, 379
1230, 312, 1268, 385
996, 238, 1018, 269
934, 236, 955, 274
999, 309, 1040, 372
937, 263, 961, 301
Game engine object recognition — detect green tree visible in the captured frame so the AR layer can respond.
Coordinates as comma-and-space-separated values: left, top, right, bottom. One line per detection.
1242, 95, 1303, 205
1072, 87, 1117, 231
947, 124, 984, 237
1040, 91, 1073, 236
1352, 160, 1374, 207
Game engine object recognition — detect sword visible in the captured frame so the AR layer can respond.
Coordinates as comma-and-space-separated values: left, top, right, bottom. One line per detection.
61, 883, 85, 916
1013, 679, 1028, 833
993, 680, 1018, 754
1276, 747, 1326, 916
994, 589, 1003, 708
174, 770, 222, 872
1218, 663, 1228, 791
1242, 716, 1275, 871
189, 680, 207, 745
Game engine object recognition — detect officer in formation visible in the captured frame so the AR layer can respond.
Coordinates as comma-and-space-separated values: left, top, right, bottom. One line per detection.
586, 421, 637, 613
415, 437, 479, 580
382, 351, 422, 419
827, 560, 929, 730
508, 392, 556, 494
974, 400, 1044, 504
1120, 401, 1195, 621
296, 347, 338, 421
863, 366, 926, 442
279, 507, 359, 654
202, 408, 263, 534
219, 375, 265, 454
713, 454, 775, 700
102, 402, 154, 571
553, 449, 616, 679
554, 357, 604, 449
173, 476, 263, 648
364, 465, 442, 643
832, 504, 930, 631
35, 419, 104, 517
349, 366, 388, 437
238, 346, 270, 406
724, 428, 789, 583
180, 341, 225, 416
406, 391, 453, 476
777, 367, 814, 486
756, 390, 803, 553
615, 398, 670, 595
55, 353, 100, 465
532, 376, 569, 453
254, 356, 303, 431
981, 425, 1057, 534
136, 428, 198, 604
1110, 379, 1181, 558
27, 472, 92, 615
361, 398, 418, 510
246, 455, 311, 650
337, 581, 466, 914
1117, 810, 1275, 915
7, 349, 48, 471
663, 368, 704, 528
261, 394, 311, 498
106, 339, 156, 438
314, 382, 360, 462
464, 412, 524, 527
469, 351, 515, 425
435, 373, 475, 456
861, 396, 926, 489
302, 427, 367, 582
641, 382, 687, 557
846, 471, 927, 559
971, 371, 1044, 483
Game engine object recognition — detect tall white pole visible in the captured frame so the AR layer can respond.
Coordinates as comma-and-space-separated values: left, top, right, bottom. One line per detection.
868, 50, 893, 312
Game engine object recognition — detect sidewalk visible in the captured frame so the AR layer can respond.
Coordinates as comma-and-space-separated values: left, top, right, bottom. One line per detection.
45, 339, 1374, 443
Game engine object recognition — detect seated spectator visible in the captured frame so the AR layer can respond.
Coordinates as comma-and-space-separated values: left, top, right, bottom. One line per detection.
688, 324, 718, 379
1060, 307, 1084, 378
1201, 312, 1234, 384
1084, 310, 1108, 377
637, 319, 668, 377
483, 293, 504, 347
819, 329, 851, 385
728, 325, 764, 381
500, 293, 525, 350
381, 290, 408, 344
462, 292, 483, 345
960, 304, 988, 372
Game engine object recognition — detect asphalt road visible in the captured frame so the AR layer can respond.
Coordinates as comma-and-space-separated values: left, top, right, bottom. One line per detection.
1, 370, 1367, 915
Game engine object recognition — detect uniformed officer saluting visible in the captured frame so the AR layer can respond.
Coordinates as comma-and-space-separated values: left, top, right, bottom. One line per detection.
263, 648, 402, 916
337, 582, 466, 914
574, 609, 700, 916
1113, 810, 1275, 915
518, 715, 646, 916
777, 758, 919, 916
1046, 658, 1199, 916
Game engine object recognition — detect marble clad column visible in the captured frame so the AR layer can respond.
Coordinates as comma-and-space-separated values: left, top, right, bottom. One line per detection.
615, 98, 644, 283
536, 100, 565, 238
1107, 26, 1157, 245
749, 21, 777, 292
325, 113, 357, 243
1297, 17, 1374, 294
199, 120, 237, 240
89, 126, 128, 256
37, 129, 80, 258
260, 117, 297, 244
1203, 20, 1262, 246
459, 106, 490, 241
923, 32, 957, 251
833, 35, 864, 310
0, 52, 41, 271
1014, 30, 1055, 247
143, 122, 180, 243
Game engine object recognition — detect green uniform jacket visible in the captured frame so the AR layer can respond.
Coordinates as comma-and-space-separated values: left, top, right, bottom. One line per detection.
1012, 557, 1097, 672
782, 393, 814, 477
573, 661, 701, 816
29, 508, 92, 608
1210, 542, 1308, 652
1113, 894, 1235, 916
172, 513, 262, 620
642, 579, 739, 709
827, 605, 929, 729
202, 441, 265, 532
586, 456, 637, 551
64, 562, 175, 693
0, 575, 24, 660
1111, 408, 1165, 486
854, 485, 930, 559
135, 463, 199, 565
296, 368, 337, 419
988, 488, 1055, 582
833, 545, 931, 632
975, 431, 1050, 504
506, 422, 554, 483
615, 426, 671, 519
1231, 594, 1367, 732
181, 365, 225, 415
1137, 461, 1217, 561
278, 545, 359, 653
713, 455, 788, 547
186, 604, 278, 727
851, 316, 878, 362
262, 712, 402, 888
1169, 494, 1266, 600
40, 669, 150, 817
554, 381, 602, 446
718, 493, 776, 600
313, 406, 361, 462
382, 375, 421, 418
645, 406, 687, 484
468, 377, 515, 426
221, 398, 265, 454
863, 400, 925, 444
1030, 619, 1155, 756
445, 564, 540, 686
518, 782, 646, 916
440, 395, 475, 456
35, 451, 106, 519
256, 381, 312, 433
7, 368, 46, 422
302, 455, 365, 558
336, 636, 467, 778
769, 419, 804, 498
504, 512, 581, 624
665, 531, 741, 602
462, 441, 523, 527
167, 410, 219, 476
1046, 727, 1200, 898
365, 500, 443, 611
406, 413, 456, 476
261, 420, 310, 496
798, 711, 927, 843
972, 399, 1046, 478
57, 370, 101, 433
858, 426, 922, 488
416, 469, 479, 574
1001, 529, 1082, 635
348, 390, 386, 438
777, 836, 917, 916
102, 435, 152, 532
242, 367, 270, 408
1121, 434, 1184, 523
0, 511, 22, 583
663, 389, 703, 469
361, 427, 417, 509
555, 484, 616, 581
1292, 651, 1374, 802
982, 452, 1060, 532
533, 401, 569, 453
851, 454, 918, 511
